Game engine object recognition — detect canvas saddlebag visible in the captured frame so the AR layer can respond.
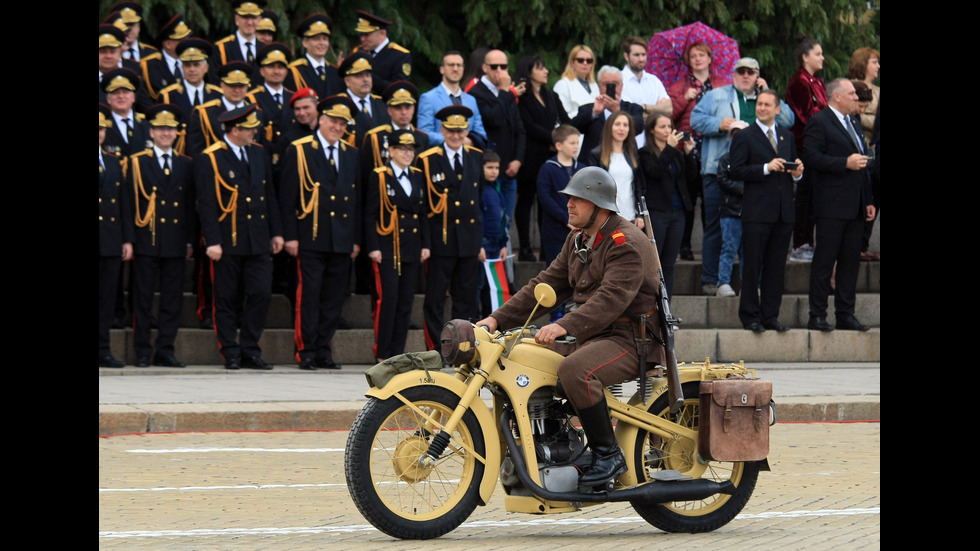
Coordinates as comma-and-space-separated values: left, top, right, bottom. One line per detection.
698, 378, 773, 461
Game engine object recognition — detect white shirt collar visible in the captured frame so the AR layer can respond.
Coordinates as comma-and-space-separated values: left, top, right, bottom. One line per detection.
480, 75, 499, 97
440, 81, 462, 98
164, 51, 180, 73
373, 38, 390, 56
265, 82, 284, 95
443, 142, 463, 159
306, 53, 325, 69
236, 31, 256, 56
755, 119, 776, 136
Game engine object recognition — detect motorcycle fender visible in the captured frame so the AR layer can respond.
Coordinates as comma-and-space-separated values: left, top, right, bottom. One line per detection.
365, 371, 502, 505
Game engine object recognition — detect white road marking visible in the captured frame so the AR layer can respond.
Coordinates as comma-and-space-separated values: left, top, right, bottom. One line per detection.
126, 448, 346, 453
99, 508, 879, 538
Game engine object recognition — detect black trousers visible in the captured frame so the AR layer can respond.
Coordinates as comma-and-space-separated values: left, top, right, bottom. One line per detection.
295, 250, 350, 363
371, 258, 420, 360
423, 255, 481, 350
809, 216, 863, 319
211, 253, 272, 361
738, 220, 792, 326
132, 255, 185, 358
99, 256, 121, 357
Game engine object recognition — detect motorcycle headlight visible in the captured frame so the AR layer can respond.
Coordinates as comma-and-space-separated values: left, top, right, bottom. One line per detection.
440, 319, 477, 366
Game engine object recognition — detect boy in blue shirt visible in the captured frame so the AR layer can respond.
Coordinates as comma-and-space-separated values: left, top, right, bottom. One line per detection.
479, 150, 511, 316
536, 124, 583, 265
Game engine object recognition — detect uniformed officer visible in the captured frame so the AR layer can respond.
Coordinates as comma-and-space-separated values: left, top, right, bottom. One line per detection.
338, 51, 390, 149
124, 104, 196, 368
195, 104, 284, 370
105, 1, 157, 63
352, 10, 412, 95
99, 23, 129, 105
285, 13, 342, 101
279, 95, 361, 370
418, 105, 484, 350
101, 68, 152, 159
159, 38, 224, 155
212, 0, 267, 84
100, 106, 134, 368
248, 42, 294, 162
255, 9, 279, 45
364, 129, 430, 361
476, 166, 665, 489
139, 13, 193, 101
187, 61, 254, 155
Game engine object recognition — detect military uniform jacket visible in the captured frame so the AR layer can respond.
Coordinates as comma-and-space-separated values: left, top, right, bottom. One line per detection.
418, 145, 483, 257
247, 86, 295, 157
100, 151, 134, 257
353, 42, 412, 95
125, 148, 198, 257
279, 135, 361, 253
364, 164, 430, 267
103, 112, 152, 158
285, 57, 342, 100
140, 52, 180, 101
349, 96, 392, 149
359, 124, 430, 183
195, 141, 282, 256
491, 215, 663, 363
211, 35, 265, 84
159, 82, 224, 126
187, 99, 255, 156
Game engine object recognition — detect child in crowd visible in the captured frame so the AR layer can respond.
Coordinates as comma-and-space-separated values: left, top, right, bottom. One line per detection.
536, 124, 584, 265
716, 120, 749, 297
479, 151, 512, 316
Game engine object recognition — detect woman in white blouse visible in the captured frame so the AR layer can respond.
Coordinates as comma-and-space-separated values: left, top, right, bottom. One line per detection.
553, 45, 599, 119
587, 111, 644, 228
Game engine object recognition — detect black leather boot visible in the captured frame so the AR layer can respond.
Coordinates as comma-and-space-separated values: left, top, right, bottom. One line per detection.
576, 397, 627, 487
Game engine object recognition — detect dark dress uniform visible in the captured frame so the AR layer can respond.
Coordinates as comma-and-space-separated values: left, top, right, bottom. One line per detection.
279, 123, 361, 369
138, 13, 193, 101
286, 55, 342, 101
158, 82, 224, 155
211, 34, 266, 85
101, 69, 153, 157
195, 113, 282, 366
247, 85, 294, 164
99, 145, 133, 365
364, 153, 430, 360
352, 10, 412, 95
125, 140, 196, 365
418, 141, 484, 350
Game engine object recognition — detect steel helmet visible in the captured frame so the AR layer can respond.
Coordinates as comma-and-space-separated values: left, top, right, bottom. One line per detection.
559, 166, 619, 212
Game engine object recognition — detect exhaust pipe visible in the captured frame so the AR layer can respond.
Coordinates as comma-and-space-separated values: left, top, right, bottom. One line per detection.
501, 409, 735, 503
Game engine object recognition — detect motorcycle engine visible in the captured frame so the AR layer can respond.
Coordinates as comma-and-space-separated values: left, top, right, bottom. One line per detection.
500, 388, 587, 495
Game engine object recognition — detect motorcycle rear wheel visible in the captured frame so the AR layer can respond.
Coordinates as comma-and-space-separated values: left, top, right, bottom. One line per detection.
630, 381, 760, 533
344, 386, 486, 539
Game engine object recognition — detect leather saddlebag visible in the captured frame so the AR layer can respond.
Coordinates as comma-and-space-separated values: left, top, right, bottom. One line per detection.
699, 378, 772, 461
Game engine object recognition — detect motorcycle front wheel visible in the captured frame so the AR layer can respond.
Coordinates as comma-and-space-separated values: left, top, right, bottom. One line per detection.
630, 381, 760, 533
344, 386, 486, 539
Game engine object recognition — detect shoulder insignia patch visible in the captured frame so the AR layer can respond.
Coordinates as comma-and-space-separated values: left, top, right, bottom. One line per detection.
611, 230, 626, 246
419, 146, 442, 158
389, 42, 410, 54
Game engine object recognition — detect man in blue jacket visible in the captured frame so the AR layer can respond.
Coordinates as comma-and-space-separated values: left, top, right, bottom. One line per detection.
417, 51, 487, 148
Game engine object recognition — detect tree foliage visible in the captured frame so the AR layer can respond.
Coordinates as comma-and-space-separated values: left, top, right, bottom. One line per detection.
100, 0, 879, 93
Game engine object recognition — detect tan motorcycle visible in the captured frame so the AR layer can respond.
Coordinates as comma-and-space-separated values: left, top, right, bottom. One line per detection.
344, 283, 771, 540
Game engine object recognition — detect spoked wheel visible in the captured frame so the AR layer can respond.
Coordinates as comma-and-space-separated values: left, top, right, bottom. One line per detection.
344, 386, 486, 539
630, 381, 760, 533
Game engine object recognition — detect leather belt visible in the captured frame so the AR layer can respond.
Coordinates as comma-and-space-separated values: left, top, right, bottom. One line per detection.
615, 308, 656, 323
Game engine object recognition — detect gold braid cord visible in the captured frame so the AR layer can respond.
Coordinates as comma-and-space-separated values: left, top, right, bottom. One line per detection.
293, 143, 320, 240
421, 153, 448, 244
207, 149, 239, 247
174, 127, 187, 156
199, 108, 219, 149
375, 170, 401, 275
131, 155, 157, 246
289, 66, 308, 90
370, 131, 385, 169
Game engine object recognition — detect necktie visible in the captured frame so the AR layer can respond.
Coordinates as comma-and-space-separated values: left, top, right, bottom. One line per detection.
767, 128, 778, 152
238, 146, 247, 164
162, 153, 171, 175
173, 61, 182, 80
193, 89, 201, 107
327, 145, 337, 177
274, 92, 282, 109
845, 116, 864, 153
453, 152, 462, 178
127, 47, 136, 60
245, 42, 254, 63
122, 118, 132, 143
450, 94, 461, 106
317, 65, 326, 81
360, 99, 369, 115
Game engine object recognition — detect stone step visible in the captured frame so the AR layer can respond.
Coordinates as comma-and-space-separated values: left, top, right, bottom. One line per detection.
108, 326, 879, 366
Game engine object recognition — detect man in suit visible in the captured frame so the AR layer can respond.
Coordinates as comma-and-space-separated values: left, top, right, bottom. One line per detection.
187, 61, 254, 155
124, 104, 196, 367
418, 106, 484, 350
729, 90, 805, 332
352, 10, 412, 95
803, 78, 876, 332
571, 65, 645, 163
469, 49, 526, 230
212, 0, 266, 84
101, 68, 152, 157
417, 51, 487, 148
139, 13, 192, 101
279, 95, 362, 370
100, 107, 134, 368
195, 104, 284, 370
285, 13, 343, 101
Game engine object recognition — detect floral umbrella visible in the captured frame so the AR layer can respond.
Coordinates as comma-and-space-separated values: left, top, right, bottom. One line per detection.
646, 21, 740, 88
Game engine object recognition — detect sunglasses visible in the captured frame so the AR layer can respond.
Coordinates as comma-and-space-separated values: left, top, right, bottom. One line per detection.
575, 58, 594, 64
487, 64, 508, 71
735, 67, 758, 75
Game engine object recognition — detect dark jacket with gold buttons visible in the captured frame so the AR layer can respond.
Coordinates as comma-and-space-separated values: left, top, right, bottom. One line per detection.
195, 141, 282, 255
100, 151, 134, 257
364, 165, 430, 265
418, 145, 483, 257
279, 135, 362, 253
125, 149, 197, 258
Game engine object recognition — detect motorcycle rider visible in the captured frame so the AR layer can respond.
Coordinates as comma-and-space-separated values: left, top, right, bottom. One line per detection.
476, 166, 664, 488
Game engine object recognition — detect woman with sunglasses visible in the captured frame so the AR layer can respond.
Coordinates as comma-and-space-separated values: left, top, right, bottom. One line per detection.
554, 45, 599, 119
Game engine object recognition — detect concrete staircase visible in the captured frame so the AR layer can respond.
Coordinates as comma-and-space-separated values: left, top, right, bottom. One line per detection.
108, 257, 880, 366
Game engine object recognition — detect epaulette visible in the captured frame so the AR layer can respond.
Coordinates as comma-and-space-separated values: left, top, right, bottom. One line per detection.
141, 52, 162, 63
214, 35, 234, 45
373, 166, 392, 175
388, 42, 410, 54
292, 135, 316, 147
132, 149, 153, 158
205, 84, 223, 94
252, 142, 265, 149
340, 141, 357, 151
288, 58, 308, 68
135, 113, 146, 122
140, 42, 159, 52
370, 93, 383, 100
419, 146, 443, 158
198, 99, 222, 109
159, 82, 182, 96
202, 141, 227, 154
366, 124, 392, 136
409, 166, 421, 173
610, 229, 627, 246
464, 145, 483, 154
102, 149, 118, 159
247, 86, 265, 96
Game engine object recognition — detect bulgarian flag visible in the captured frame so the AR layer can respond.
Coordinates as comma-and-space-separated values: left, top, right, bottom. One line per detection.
483, 257, 512, 311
